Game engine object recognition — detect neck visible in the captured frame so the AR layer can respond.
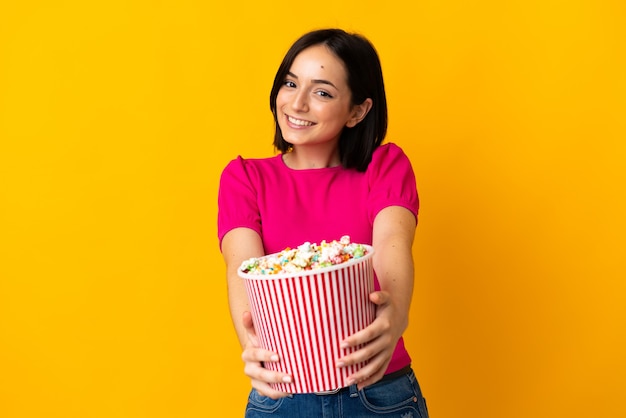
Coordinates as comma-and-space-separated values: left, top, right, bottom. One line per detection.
283, 145, 341, 169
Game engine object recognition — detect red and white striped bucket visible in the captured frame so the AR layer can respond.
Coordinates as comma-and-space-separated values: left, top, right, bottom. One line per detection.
239, 246, 375, 393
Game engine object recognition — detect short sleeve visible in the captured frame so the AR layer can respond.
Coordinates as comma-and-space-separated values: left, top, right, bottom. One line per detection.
217, 156, 262, 249
366, 143, 419, 224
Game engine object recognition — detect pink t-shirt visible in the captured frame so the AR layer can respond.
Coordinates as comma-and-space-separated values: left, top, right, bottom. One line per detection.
218, 142, 419, 374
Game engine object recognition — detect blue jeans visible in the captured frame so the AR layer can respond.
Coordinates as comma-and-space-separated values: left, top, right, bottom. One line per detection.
245, 368, 429, 418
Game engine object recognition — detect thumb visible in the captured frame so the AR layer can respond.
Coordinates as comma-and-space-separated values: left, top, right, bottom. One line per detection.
243, 311, 254, 330
369, 290, 390, 306
242, 311, 259, 346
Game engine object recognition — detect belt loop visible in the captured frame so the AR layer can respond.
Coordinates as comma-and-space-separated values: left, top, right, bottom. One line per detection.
349, 383, 359, 398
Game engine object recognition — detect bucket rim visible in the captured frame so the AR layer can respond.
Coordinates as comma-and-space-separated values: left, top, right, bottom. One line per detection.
238, 244, 374, 280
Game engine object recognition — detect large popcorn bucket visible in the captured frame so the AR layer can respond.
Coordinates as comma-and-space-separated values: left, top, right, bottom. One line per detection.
239, 246, 375, 393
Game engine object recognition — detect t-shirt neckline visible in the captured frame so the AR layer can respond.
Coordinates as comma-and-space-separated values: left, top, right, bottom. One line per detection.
277, 153, 344, 173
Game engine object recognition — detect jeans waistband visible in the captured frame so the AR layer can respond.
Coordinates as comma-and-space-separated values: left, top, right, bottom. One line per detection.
313, 365, 412, 396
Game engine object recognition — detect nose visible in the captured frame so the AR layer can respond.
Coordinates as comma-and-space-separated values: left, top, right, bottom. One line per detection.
291, 89, 308, 112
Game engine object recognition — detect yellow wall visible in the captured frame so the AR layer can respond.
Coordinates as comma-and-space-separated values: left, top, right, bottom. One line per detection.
1, 1, 625, 417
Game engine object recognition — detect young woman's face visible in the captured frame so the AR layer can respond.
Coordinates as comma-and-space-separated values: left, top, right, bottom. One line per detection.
276, 45, 362, 148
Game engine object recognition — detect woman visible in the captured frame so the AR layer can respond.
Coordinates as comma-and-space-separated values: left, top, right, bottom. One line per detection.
218, 28, 429, 417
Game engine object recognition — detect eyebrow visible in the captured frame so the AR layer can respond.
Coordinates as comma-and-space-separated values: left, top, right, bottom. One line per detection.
287, 71, 338, 89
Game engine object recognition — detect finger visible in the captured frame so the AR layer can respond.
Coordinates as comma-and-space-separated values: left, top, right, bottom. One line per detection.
243, 311, 255, 330
338, 335, 387, 367
241, 346, 281, 364
341, 328, 376, 349
356, 367, 386, 390
242, 311, 261, 346
369, 290, 390, 306
252, 381, 292, 399
340, 316, 390, 350
346, 354, 391, 389
245, 362, 293, 386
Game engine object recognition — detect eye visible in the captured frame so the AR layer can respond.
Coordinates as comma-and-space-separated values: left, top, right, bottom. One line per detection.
283, 80, 296, 88
315, 90, 334, 99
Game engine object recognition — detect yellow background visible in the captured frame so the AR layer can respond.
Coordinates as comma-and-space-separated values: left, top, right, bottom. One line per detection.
1, 1, 625, 417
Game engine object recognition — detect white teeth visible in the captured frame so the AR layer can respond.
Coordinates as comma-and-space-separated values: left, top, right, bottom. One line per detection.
288, 116, 313, 126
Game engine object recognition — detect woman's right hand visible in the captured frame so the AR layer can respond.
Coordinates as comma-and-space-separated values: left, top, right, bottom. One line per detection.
241, 311, 292, 399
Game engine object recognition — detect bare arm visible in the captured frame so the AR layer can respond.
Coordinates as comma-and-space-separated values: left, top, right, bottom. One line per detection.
222, 227, 264, 345
221, 227, 292, 398
337, 205, 417, 388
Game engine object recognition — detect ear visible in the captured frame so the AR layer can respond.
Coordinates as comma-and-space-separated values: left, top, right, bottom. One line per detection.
346, 98, 373, 128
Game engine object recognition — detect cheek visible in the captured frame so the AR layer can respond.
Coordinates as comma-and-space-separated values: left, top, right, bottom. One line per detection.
319, 106, 350, 125
275, 91, 288, 110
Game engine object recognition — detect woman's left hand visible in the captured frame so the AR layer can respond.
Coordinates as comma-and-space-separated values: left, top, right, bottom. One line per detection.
336, 289, 408, 389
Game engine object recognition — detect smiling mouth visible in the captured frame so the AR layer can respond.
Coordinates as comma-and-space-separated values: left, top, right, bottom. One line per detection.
287, 115, 314, 126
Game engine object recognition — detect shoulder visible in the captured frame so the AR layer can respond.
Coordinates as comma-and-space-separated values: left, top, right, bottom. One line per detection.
221, 154, 283, 179
223, 154, 281, 170
364, 142, 419, 221
369, 142, 414, 174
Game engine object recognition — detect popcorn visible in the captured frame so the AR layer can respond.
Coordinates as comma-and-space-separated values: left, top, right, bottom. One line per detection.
240, 235, 369, 275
